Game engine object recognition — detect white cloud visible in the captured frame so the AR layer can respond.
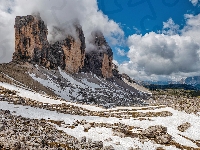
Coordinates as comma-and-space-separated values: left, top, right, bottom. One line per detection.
189, 0, 199, 6
182, 14, 200, 42
0, 0, 124, 63
162, 18, 180, 35
116, 48, 126, 56
118, 16, 200, 81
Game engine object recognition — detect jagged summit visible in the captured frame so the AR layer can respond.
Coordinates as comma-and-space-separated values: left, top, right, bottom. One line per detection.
13, 14, 85, 74
13, 14, 114, 78
13, 15, 49, 62
81, 30, 113, 78
91, 30, 113, 57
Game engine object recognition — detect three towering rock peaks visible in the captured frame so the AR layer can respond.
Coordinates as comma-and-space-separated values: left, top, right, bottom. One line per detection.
13, 14, 114, 78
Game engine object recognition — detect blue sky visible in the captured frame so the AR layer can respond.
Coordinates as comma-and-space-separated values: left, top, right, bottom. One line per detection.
97, 0, 199, 63
0, 0, 200, 81
96, 0, 200, 81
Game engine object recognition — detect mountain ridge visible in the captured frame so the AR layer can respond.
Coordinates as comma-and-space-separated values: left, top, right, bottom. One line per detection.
0, 14, 151, 108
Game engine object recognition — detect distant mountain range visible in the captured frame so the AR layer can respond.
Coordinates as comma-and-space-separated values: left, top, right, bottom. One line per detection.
143, 84, 198, 91
142, 76, 200, 90
185, 76, 200, 85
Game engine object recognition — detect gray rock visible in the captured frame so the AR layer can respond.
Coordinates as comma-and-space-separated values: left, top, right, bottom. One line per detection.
155, 134, 172, 144
177, 122, 191, 132
0, 124, 5, 132
104, 145, 115, 150
140, 125, 167, 138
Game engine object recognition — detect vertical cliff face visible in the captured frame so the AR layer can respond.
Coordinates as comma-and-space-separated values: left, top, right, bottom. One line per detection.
101, 53, 113, 78
82, 31, 113, 78
13, 15, 85, 74
13, 15, 49, 63
61, 26, 85, 73
48, 25, 85, 73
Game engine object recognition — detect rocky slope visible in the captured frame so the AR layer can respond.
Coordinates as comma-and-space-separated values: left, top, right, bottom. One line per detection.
0, 59, 150, 109
30, 63, 150, 108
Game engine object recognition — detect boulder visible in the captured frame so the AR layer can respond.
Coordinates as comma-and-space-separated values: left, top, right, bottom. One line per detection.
140, 125, 167, 138
83, 123, 91, 132
155, 134, 172, 144
140, 125, 172, 144
80, 136, 86, 143
104, 145, 115, 150
177, 122, 191, 132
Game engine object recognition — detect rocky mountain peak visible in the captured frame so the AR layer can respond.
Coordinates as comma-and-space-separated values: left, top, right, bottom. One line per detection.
48, 24, 86, 73
81, 31, 113, 78
13, 15, 49, 62
91, 30, 113, 57
13, 15, 86, 74
12, 15, 121, 78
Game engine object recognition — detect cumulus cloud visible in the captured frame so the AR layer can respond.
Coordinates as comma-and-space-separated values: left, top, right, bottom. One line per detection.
0, 0, 124, 63
127, 33, 199, 74
189, 0, 199, 6
0, 0, 15, 63
182, 14, 200, 42
118, 15, 200, 81
162, 18, 180, 35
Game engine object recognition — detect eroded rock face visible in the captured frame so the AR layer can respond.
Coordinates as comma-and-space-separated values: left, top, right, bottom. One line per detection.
101, 53, 113, 78
13, 15, 49, 63
13, 15, 116, 77
13, 15, 85, 74
62, 26, 85, 73
112, 63, 122, 79
82, 31, 113, 78
48, 26, 85, 73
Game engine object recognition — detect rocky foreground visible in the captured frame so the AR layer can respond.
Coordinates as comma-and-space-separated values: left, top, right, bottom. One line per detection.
0, 84, 200, 149
149, 89, 200, 114
0, 108, 174, 150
